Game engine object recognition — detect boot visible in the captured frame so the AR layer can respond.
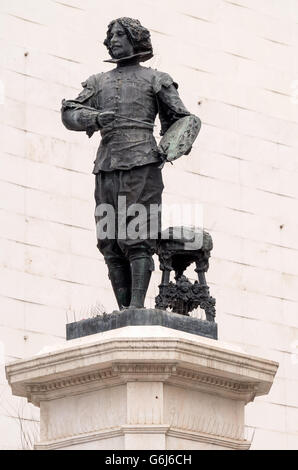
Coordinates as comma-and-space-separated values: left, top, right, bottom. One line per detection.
108, 264, 131, 310
129, 258, 152, 308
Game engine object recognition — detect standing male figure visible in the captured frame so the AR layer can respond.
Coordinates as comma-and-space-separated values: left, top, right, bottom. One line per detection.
61, 17, 192, 310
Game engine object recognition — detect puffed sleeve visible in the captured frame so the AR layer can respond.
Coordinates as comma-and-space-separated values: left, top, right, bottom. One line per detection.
61, 75, 101, 138
153, 71, 190, 136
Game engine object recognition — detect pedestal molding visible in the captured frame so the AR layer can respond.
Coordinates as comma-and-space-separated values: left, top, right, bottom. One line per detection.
34, 427, 123, 450
34, 425, 251, 451
6, 338, 278, 377
35, 425, 170, 450
167, 428, 251, 450
170, 367, 259, 402
24, 362, 260, 406
6, 334, 278, 402
25, 363, 176, 406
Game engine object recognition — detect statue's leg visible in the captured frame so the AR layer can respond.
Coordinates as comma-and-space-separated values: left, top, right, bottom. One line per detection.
97, 238, 132, 310
118, 162, 164, 309
128, 254, 153, 308
106, 257, 132, 310
94, 171, 132, 310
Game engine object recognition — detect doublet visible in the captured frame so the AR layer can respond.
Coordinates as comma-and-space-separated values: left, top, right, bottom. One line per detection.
61, 64, 190, 173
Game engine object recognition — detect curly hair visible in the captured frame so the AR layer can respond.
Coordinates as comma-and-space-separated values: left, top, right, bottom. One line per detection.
104, 17, 153, 61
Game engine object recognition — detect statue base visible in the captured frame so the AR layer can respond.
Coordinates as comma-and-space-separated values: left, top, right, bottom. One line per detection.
66, 308, 218, 341
6, 325, 278, 450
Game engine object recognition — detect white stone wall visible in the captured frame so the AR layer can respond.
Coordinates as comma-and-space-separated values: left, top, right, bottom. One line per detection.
0, 0, 298, 449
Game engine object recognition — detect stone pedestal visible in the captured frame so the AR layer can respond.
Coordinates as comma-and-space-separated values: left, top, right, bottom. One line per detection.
5, 325, 278, 450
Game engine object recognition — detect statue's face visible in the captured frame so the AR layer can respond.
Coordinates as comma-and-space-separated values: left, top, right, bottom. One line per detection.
109, 22, 134, 59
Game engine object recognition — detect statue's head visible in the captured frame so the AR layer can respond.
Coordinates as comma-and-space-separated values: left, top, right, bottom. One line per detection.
104, 17, 153, 61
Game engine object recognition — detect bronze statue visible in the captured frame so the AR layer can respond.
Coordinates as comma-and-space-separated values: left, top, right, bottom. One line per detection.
61, 17, 200, 311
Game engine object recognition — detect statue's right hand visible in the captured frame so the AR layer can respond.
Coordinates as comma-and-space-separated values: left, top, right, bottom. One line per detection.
97, 111, 115, 128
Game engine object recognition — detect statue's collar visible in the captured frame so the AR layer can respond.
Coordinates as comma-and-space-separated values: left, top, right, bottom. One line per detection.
103, 51, 153, 66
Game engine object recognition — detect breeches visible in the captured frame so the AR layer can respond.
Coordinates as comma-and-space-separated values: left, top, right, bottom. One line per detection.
94, 162, 164, 269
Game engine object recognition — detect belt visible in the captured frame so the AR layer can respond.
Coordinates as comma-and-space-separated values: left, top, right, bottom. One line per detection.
100, 126, 154, 143
99, 111, 155, 129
